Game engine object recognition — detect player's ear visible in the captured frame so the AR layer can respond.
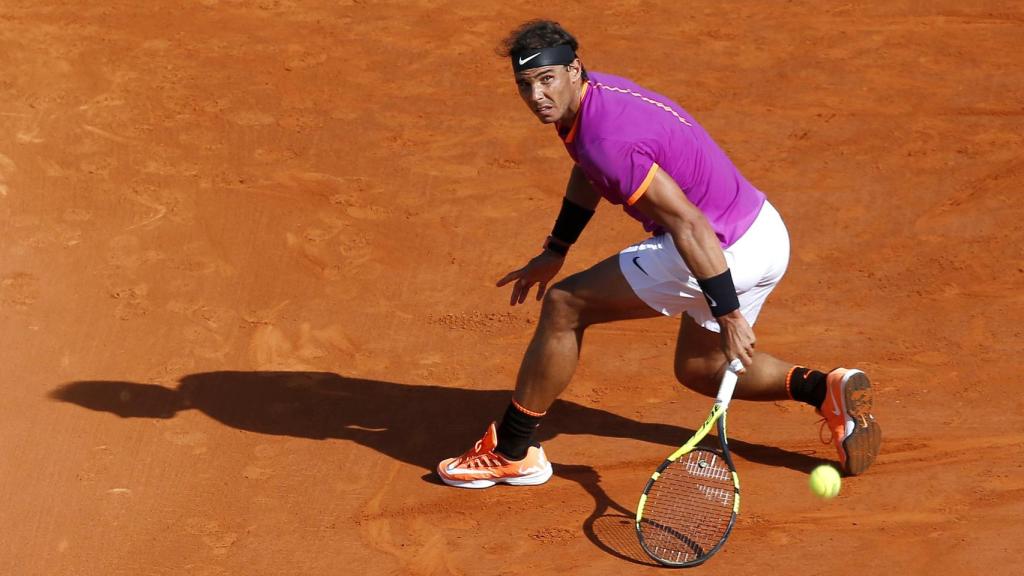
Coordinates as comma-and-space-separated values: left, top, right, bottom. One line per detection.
567, 59, 582, 82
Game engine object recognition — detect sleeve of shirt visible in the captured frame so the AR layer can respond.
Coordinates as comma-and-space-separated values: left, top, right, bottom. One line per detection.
582, 139, 660, 206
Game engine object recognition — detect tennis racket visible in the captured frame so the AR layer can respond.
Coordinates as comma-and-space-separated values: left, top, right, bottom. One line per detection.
635, 358, 744, 567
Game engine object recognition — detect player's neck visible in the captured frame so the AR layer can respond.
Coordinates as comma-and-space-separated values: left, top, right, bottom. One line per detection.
556, 82, 586, 135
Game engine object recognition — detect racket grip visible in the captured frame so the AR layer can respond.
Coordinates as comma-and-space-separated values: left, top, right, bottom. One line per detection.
715, 359, 745, 408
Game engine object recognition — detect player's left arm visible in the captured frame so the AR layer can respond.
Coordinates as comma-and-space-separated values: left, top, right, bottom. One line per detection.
632, 169, 724, 277
631, 168, 756, 367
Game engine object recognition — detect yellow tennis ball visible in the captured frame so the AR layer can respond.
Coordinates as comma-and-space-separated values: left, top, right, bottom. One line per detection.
809, 465, 841, 499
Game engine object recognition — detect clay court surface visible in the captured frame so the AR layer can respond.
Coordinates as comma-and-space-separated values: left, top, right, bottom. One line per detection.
2, 1, 1023, 574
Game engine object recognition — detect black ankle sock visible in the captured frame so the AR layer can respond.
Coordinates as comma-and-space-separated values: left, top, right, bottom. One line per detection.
788, 367, 828, 408
496, 401, 543, 460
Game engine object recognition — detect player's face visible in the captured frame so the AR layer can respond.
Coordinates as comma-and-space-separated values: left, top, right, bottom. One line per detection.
515, 61, 582, 124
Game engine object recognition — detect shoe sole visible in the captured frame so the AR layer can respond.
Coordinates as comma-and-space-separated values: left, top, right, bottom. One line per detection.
840, 370, 882, 475
437, 463, 554, 489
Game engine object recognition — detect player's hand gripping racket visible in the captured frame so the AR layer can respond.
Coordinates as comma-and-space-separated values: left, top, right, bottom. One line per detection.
635, 359, 744, 567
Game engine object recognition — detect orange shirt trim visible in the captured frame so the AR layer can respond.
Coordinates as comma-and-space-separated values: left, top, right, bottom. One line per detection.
626, 163, 660, 206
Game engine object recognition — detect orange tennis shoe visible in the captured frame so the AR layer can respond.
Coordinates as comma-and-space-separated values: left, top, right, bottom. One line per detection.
437, 422, 553, 489
819, 368, 882, 475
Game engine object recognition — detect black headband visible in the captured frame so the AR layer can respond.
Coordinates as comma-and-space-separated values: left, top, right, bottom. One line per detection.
511, 44, 577, 73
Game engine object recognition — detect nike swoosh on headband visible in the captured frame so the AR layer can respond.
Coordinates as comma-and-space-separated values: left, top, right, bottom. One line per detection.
518, 52, 541, 65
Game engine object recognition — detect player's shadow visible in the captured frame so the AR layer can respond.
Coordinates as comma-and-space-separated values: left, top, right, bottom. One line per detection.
51, 371, 823, 562
49, 371, 821, 476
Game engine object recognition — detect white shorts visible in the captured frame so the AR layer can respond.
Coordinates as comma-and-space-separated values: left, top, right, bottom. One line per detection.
618, 200, 790, 333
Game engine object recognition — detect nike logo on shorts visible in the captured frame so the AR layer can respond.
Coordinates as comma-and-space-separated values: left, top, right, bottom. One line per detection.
632, 256, 649, 276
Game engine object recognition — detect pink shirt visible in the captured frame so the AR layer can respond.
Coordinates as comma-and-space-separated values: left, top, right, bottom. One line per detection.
561, 72, 765, 247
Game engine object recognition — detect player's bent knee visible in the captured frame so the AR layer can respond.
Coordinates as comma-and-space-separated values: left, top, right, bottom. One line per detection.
539, 285, 585, 331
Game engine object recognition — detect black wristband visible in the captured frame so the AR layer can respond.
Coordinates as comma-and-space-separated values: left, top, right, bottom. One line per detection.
543, 236, 569, 257
551, 198, 595, 246
696, 269, 741, 317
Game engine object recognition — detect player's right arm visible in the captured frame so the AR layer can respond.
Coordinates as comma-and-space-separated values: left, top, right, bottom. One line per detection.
497, 165, 599, 305
566, 164, 601, 209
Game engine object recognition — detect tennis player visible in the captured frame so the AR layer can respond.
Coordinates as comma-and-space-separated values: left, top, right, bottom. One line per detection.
437, 20, 881, 488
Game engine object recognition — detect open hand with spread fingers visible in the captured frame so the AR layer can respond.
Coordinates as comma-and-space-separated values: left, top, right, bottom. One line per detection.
496, 251, 565, 306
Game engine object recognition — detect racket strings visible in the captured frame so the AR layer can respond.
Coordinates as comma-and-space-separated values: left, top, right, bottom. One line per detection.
640, 449, 735, 564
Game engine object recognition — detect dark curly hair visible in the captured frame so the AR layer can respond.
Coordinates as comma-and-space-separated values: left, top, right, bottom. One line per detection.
499, 19, 588, 80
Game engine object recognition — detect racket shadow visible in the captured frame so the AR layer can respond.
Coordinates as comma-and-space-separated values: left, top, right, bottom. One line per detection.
557, 463, 660, 567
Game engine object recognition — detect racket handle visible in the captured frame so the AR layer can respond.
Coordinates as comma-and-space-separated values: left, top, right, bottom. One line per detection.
715, 359, 745, 408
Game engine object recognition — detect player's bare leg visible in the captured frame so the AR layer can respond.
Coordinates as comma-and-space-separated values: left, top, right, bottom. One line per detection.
437, 254, 658, 488
673, 313, 881, 475
512, 254, 660, 413
673, 313, 792, 400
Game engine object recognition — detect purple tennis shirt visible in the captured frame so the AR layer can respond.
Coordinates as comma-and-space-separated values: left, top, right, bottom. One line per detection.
560, 71, 765, 247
